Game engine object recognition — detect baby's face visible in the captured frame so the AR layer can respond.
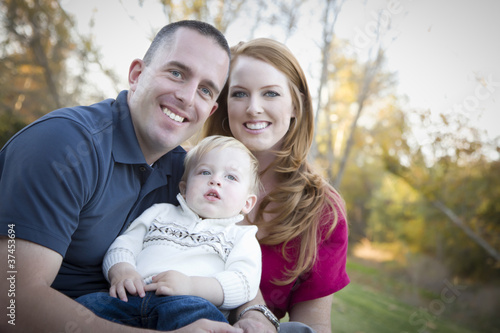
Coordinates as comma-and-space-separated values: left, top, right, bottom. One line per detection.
183, 147, 256, 219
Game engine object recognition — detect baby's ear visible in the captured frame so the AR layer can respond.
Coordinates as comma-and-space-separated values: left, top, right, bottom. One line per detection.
241, 194, 257, 214
179, 181, 187, 196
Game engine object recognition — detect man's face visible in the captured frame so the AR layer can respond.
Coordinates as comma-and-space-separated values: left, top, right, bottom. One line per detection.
127, 28, 229, 164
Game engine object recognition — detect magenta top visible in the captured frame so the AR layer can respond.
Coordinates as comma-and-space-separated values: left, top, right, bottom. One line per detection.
259, 205, 350, 319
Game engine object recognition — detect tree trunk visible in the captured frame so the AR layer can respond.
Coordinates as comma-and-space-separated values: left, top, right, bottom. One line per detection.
432, 200, 500, 262
333, 49, 384, 188
310, 0, 343, 161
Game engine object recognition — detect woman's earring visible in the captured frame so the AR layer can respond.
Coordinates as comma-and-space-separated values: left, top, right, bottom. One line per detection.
222, 117, 230, 133
290, 118, 297, 132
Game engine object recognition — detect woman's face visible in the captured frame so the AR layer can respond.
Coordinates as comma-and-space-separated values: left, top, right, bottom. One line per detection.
227, 56, 295, 154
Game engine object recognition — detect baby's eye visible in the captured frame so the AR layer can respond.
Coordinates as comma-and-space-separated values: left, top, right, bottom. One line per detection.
226, 174, 237, 181
201, 170, 211, 176
264, 91, 279, 97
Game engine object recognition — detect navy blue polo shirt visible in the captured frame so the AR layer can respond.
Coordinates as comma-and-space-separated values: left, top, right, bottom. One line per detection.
0, 91, 186, 297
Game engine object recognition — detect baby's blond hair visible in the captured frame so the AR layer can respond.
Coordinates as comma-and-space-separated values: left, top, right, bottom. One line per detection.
182, 135, 261, 195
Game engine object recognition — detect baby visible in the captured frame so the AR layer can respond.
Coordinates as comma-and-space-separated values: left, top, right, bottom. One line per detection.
77, 135, 261, 330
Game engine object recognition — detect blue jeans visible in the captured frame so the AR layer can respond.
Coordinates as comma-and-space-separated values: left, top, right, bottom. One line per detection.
76, 292, 227, 330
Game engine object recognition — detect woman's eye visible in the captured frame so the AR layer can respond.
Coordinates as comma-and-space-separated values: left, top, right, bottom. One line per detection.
264, 91, 279, 97
231, 91, 247, 98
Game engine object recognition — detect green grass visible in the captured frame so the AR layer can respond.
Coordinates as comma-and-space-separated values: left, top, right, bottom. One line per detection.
328, 259, 487, 333
280, 258, 497, 332
331, 282, 474, 333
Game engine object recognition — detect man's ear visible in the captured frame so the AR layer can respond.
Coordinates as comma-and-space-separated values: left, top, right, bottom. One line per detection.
209, 102, 218, 117
241, 194, 257, 214
179, 181, 187, 197
128, 59, 145, 91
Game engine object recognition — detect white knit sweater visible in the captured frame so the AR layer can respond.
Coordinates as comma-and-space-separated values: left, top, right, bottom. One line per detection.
103, 194, 261, 310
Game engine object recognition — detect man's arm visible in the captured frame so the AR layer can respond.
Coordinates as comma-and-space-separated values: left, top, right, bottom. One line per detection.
232, 290, 277, 333
0, 238, 240, 333
0, 237, 147, 332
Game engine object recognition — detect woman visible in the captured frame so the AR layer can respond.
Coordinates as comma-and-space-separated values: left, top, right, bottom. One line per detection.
202, 38, 349, 333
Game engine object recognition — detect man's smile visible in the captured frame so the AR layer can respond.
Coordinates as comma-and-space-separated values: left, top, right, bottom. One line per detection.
162, 107, 185, 123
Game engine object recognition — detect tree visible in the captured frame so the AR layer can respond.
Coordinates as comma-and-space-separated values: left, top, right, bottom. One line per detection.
155, 0, 245, 33
0, 0, 120, 147
310, 0, 345, 161
313, 42, 396, 187
1, 0, 73, 120
332, 46, 390, 189
312, 5, 398, 194
379, 107, 500, 275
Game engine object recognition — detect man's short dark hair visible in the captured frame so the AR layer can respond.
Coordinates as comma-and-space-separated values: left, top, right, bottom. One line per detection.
143, 20, 230, 65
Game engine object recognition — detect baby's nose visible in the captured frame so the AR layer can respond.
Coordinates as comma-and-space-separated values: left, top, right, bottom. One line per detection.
209, 178, 221, 186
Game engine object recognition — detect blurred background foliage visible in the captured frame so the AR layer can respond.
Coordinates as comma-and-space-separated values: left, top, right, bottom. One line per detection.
1, 0, 499, 330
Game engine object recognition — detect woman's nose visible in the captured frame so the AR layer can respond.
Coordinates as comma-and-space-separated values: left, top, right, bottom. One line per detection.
246, 97, 263, 115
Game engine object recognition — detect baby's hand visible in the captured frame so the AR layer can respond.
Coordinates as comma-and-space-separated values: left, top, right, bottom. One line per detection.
144, 270, 191, 296
108, 262, 145, 301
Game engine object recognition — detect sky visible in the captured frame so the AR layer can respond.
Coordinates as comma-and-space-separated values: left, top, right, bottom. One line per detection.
61, 0, 500, 142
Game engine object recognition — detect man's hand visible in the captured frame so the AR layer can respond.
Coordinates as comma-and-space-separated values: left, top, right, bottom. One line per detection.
174, 319, 243, 333
108, 262, 145, 301
234, 310, 277, 333
232, 290, 278, 333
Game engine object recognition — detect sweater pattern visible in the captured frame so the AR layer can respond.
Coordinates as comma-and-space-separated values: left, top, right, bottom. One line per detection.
144, 222, 234, 262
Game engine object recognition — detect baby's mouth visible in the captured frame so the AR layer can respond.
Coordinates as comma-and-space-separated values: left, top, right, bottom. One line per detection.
206, 190, 220, 199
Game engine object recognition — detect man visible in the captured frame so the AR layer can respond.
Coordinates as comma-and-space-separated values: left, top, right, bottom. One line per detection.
0, 20, 247, 333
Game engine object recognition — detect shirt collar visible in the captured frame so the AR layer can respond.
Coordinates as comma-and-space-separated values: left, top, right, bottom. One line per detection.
111, 90, 147, 165
176, 193, 244, 226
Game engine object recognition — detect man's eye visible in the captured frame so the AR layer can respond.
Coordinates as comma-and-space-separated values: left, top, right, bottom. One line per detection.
200, 87, 212, 97
171, 70, 182, 78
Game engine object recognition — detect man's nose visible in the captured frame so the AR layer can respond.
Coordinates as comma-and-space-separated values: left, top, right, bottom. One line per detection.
174, 81, 197, 106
